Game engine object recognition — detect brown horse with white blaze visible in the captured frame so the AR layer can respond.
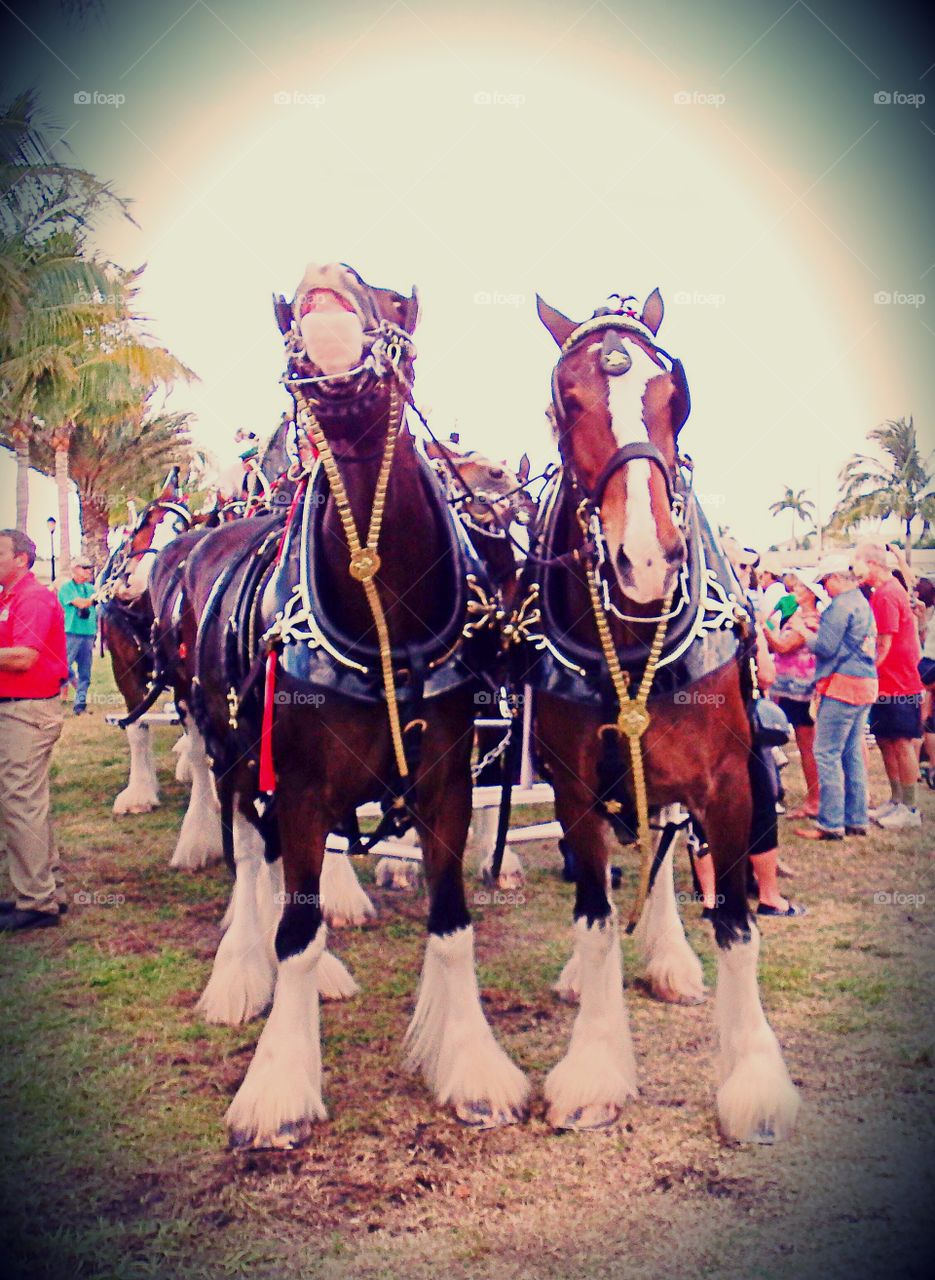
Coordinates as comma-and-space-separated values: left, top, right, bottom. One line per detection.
521, 289, 800, 1142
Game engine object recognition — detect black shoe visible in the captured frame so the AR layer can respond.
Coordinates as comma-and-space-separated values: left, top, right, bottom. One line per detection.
845, 825, 868, 836
756, 901, 807, 918
1, 898, 67, 914
73, 706, 87, 716
0, 908, 60, 932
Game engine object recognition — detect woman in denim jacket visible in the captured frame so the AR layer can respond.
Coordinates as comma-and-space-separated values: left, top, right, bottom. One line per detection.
792, 557, 878, 840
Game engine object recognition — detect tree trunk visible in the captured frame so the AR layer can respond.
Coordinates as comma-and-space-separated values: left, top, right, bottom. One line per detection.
905, 517, 913, 564
78, 490, 112, 573
11, 422, 31, 532
52, 423, 74, 576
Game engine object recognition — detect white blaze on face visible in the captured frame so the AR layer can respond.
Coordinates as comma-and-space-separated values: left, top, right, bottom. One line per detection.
604, 345, 671, 603
297, 283, 365, 375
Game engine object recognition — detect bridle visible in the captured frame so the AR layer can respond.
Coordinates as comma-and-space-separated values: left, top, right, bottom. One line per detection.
98, 499, 192, 600
550, 312, 688, 516
549, 310, 693, 623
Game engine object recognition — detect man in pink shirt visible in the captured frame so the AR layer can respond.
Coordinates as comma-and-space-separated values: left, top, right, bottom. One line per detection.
854, 542, 923, 830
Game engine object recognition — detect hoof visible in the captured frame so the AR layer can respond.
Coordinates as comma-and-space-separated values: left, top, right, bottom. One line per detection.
548, 1101, 620, 1131
454, 1100, 527, 1129
115, 800, 158, 816
229, 1117, 316, 1151
649, 979, 706, 1006
553, 985, 580, 1005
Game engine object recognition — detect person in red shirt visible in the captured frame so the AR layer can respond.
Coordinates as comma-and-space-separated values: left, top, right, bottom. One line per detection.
0, 528, 69, 931
854, 542, 923, 831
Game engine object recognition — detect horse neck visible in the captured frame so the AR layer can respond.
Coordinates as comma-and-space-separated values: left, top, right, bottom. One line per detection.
320, 427, 452, 641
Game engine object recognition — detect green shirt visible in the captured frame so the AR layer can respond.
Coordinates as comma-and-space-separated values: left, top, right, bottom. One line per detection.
58, 579, 98, 635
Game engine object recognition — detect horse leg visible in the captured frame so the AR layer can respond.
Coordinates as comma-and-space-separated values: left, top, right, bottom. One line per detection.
225, 792, 330, 1148
320, 848, 376, 927
173, 732, 193, 783
170, 723, 223, 869
404, 732, 529, 1128
632, 805, 705, 1004
704, 768, 800, 1143
545, 796, 637, 1130
113, 722, 160, 814
197, 800, 276, 1025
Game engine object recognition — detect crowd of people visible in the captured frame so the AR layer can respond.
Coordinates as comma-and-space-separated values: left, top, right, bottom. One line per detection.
0, 522, 931, 934
724, 537, 931, 919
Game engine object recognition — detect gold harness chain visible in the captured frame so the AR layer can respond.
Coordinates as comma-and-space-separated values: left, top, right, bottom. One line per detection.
294, 378, 411, 782
579, 502, 675, 930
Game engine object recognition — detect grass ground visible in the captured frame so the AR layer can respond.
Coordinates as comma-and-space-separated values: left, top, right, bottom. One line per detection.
0, 663, 933, 1280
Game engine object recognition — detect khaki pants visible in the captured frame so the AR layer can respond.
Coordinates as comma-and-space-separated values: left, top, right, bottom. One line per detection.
0, 698, 64, 913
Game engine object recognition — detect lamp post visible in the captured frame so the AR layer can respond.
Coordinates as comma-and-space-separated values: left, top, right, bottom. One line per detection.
47, 516, 57, 582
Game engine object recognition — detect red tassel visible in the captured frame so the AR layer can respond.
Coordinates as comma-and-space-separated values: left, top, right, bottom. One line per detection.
259, 649, 278, 793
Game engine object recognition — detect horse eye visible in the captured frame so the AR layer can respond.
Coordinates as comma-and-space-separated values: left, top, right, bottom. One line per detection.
490, 468, 504, 480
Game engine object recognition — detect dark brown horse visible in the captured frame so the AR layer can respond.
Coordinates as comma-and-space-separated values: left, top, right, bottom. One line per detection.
185, 263, 528, 1147
514, 289, 799, 1142
98, 469, 193, 814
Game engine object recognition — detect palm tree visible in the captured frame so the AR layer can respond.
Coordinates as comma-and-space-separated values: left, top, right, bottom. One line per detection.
831, 418, 935, 563
768, 486, 816, 550
1, 92, 130, 528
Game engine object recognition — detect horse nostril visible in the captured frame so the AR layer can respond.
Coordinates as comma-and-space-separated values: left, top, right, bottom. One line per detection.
616, 547, 632, 580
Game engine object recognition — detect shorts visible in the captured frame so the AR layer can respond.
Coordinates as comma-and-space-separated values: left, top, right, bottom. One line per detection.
776, 695, 814, 729
870, 694, 923, 741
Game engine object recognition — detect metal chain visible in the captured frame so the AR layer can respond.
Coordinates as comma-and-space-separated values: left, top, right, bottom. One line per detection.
471, 726, 512, 781
293, 377, 411, 780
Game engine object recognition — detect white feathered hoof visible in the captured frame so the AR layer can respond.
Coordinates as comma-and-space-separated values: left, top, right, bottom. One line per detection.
479, 845, 524, 890
320, 851, 376, 927
197, 926, 276, 1026
717, 1053, 801, 1144
552, 949, 581, 1004
548, 1101, 621, 1131
316, 949, 359, 1001
173, 735, 193, 784
375, 857, 422, 891
113, 786, 159, 816
454, 1098, 527, 1129
169, 812, 224, 870
225, 930, 329, 1149
645, 952, 706, 1005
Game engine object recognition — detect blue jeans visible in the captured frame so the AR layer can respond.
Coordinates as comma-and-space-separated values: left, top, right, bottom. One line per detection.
66, 633, 94, 711
814, 696, 870, 832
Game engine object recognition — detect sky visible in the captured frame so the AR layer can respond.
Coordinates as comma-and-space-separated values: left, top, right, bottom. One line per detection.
1, 0, 933, 551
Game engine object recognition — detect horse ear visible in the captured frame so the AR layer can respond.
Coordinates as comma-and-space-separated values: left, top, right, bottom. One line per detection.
370, 285, 420, 334
641, 287, 664, 336
423, 437, 444, 459
404, 285, 420, 334
273, 293, 293, 335
536, 295, 578, 348
517, 452, 531, 482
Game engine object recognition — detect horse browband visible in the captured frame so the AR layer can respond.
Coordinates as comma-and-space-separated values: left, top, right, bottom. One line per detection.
551, 316, 678, 507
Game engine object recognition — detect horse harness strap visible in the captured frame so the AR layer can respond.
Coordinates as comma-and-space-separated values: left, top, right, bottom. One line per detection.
293, 376, 414, 784
576, 495, 676, 933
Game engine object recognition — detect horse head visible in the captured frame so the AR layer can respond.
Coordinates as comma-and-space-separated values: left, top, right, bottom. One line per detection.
425, 439, 536, 530
108, 476, 192, 601
274, 263, 419, 450
537, 289, 690, 607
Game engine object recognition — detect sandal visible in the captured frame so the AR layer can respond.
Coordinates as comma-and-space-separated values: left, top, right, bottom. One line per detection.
793, 826, 844, 841
756, 902, 807, 918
